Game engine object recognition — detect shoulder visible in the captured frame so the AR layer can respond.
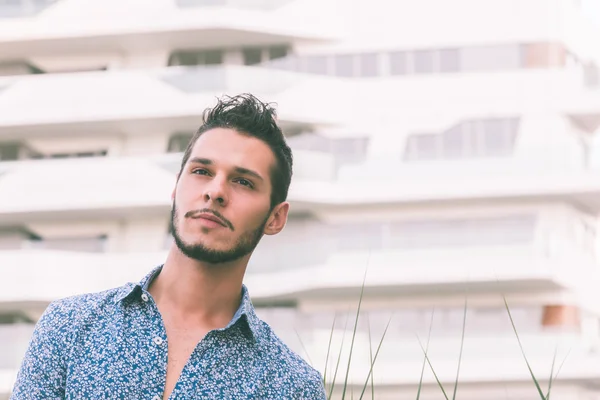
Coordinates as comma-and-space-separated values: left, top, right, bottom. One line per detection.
34, 285, 131, 347
255, 321, 326, 398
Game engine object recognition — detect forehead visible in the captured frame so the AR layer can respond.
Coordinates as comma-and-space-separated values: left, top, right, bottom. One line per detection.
190, 127, 276, 177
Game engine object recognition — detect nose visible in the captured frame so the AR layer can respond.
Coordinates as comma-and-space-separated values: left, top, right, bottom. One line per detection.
203, 179, 228, 207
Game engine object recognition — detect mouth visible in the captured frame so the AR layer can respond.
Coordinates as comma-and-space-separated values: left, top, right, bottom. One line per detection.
192, 213, 228, 228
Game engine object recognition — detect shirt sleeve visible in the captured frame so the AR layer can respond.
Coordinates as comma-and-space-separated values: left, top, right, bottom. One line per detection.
295, 371, 327, 400
10, 302, 69, 400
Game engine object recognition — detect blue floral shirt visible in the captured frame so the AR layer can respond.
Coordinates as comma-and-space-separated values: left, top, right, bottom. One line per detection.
11, 266, 326, 399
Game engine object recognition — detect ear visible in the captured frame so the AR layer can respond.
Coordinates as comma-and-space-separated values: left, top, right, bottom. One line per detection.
263, 202, 290, 236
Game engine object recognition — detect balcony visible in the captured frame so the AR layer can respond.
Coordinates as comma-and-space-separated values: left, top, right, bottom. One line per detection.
0, 66, 341, 137
0, 147, 341, 219
0, 324, 34, 370
175, 0, 291, 10
0, 0, 58, 19
0, 214, 598, 308
0, 0, 341, 59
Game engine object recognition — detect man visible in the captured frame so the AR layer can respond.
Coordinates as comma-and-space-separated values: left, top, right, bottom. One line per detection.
11, 94, 327, 399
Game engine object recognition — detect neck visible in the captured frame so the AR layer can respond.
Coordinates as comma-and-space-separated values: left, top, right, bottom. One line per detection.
148, 245, 249, 327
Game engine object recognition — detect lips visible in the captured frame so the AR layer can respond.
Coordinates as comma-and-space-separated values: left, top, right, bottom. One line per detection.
193, 213, 227, 227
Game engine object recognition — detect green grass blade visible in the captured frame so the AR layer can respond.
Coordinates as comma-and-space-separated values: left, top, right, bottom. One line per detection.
417, 335, 450, 400
416, 308, 436, 400
341, 267, 369, 400
503, 296, 546, 399
359, 315, 392, 399
295, 328, 313, 367
451, 297, 468, 400
545, 345, 558, 400
547, 347, 571, 399
366, 313, 375, 400
328, 312, 351, 399
323, 313, 338, 387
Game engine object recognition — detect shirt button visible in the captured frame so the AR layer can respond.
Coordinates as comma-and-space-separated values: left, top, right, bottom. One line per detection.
141, 293, 149, 302
153, 337, 164, 345
152, 396, 161, 400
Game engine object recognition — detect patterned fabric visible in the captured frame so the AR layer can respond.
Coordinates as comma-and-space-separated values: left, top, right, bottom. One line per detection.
11, 266, 326, 399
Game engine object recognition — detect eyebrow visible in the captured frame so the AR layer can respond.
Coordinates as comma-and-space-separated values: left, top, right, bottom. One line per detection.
189, 157, 264, 181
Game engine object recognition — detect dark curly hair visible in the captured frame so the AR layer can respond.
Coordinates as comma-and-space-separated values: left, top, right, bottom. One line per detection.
179, 93, 293, 209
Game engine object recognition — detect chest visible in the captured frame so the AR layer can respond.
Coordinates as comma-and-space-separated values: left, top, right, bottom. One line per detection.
64, 318, 274, 399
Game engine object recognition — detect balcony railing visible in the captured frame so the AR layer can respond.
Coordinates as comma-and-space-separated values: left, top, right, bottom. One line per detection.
0, 324, 34, 369
0, 0, 58, 18
159, 65, 302, 95
174, 0, 292, 10
248, 215, 539, 272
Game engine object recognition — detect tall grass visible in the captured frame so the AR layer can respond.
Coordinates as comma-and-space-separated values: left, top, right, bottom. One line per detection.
319, 279, 569, 399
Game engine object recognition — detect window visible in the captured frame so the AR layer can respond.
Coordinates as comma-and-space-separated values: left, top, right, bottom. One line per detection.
0, 0, 58, 18
404, 133, 439, 161
389, 51, 408, 75
268, 46, 288, 60
388, 215, 536, 249
460, 45, 521, 71
413, 50, 435, 73
0, 227, 40, 250
358, 53, 379, 77
242, 48, 263, 66
168, 49, 223, 66
404, 117, 520, 161
333, 54, 355, 77
584, 62, 599, 87
439, 48, 460, 72
287, 133, 370, 163
521, 43, 566, 68
44, 150, 107, 159
0, 60, 44, 76
305, 55, 329, 75
28, 235, 108, 253
168, 133, 194, 153
0, 142, 42, 161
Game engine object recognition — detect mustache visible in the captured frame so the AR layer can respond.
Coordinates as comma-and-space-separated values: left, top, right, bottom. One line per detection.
185, 208, 234, 231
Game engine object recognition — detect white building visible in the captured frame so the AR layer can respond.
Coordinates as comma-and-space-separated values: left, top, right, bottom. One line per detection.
1, 0, 600, 398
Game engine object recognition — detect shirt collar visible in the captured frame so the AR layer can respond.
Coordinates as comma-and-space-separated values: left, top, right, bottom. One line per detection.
115, 265, 261, 342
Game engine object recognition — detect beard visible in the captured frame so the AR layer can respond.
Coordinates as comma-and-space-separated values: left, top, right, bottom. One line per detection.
170, 204, 267, 264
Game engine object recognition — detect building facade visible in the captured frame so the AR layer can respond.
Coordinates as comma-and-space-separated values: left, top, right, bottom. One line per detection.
1, 0, 600, 398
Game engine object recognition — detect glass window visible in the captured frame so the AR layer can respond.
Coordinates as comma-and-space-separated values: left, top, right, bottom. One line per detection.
521, 43, 566, 68
481, 118, 519, 156
305, 55, 329, 75
168, 49, 223, 66
204, 50, 223, 65
333, 54, 356, 77
242, 48, 263, 65
404, 133, 439, 160
359, 53, 379, 77
460, 45, 521, 71
389, 51, 408, 75
0, 142, 20, 161
440, 124, 466, 158
413, 50, 435, 73
439, 48, 460, 72
268, 46, 288, 60
168, 133, 194, 153
405, 117, 519, 161
389, 215, 536, 249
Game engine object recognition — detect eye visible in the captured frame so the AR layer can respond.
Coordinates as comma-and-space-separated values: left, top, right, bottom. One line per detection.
192, 168, 210, 176
234, 178, 254, 188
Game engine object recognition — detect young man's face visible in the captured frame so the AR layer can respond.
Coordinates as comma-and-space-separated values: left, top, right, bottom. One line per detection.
170, 127, 288, 264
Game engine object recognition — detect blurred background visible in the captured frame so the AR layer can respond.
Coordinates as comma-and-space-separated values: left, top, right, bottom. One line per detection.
1, 0, 600, 398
